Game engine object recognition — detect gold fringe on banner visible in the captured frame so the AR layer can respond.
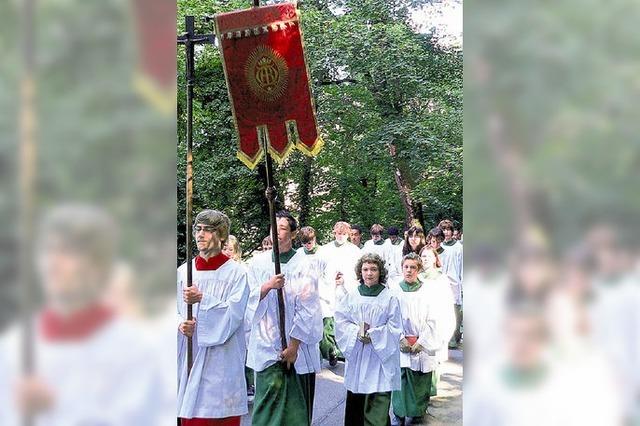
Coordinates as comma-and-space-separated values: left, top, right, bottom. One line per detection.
286, 120, 325, 157
132, 73, 175, 116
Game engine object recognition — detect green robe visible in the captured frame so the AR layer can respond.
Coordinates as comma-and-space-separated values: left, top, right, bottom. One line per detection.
252, 363, 312, 426
320, 316, 343, 360
344, 390, 391, 426
392, 368, 433, 418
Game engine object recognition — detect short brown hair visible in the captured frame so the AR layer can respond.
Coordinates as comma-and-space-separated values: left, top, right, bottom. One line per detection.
401, 252, 423, 271
428, 227, 445, 242
193, 210, 230, 243
299, 226, 316, 243
355, 253, 388, 284
370, 224, 385, 235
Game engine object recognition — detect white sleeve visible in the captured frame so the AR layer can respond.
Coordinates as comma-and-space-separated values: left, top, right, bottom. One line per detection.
416, 297, 442, 352
367, 296, 403, 362
290, 272, 323, 344
335, 294, 360, 359
196, 270, 250, 347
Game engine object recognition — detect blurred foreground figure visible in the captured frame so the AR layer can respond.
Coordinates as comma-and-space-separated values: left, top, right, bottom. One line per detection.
0, 204, 160, 425
585, 224, 639, 423
466, 284, 622, 426
465, 233, 623, 426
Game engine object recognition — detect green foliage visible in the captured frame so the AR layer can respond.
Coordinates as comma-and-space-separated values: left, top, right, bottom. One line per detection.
177, 0, 462, 263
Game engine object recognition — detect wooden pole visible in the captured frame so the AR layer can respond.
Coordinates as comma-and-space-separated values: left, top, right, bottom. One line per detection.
19, 1, 36, 425
262, 137, 288, 352
252, 0, 288, 357
177, 16, 215, 375
184, 15, 195, 375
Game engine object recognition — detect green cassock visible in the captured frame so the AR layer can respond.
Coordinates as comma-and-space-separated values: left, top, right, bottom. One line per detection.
252, 363, 316, 426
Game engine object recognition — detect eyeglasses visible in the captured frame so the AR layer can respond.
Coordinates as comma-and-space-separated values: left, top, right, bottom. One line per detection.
193, 225, 216, 233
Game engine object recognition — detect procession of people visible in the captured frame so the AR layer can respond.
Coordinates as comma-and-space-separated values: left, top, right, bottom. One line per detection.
177, 209, 463, 426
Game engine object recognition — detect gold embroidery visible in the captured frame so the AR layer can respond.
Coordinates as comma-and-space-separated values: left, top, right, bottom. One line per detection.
244, 45, 289, 102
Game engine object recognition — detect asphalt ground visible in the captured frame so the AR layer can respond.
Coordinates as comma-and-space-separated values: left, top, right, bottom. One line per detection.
241, 348, 463, 425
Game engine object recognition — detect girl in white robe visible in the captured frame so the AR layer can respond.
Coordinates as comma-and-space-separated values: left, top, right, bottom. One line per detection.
336, 253, 402, 426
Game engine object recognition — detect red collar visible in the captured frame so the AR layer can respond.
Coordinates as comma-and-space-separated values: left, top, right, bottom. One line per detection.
39, 304, 114, 342
195, 253, 230, 271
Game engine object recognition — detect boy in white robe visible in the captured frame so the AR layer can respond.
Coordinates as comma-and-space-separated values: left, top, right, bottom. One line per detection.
177, 210, 250, 426
391, 253, 447, 425
349, 224, 365, 249
245, 211, 322, 426
317, 221, 361, 366
418, 247, 456, 398
384, 226, 405, 283
433, 223, 463, 348
363, 224, 389, 261
336, 253, 402, 426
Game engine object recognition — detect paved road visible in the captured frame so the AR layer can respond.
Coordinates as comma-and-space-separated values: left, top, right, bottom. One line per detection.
242, 348, 463, 425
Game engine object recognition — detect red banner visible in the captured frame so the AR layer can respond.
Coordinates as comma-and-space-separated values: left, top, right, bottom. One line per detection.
215, 2, 323, 169
131, 0, 176, 114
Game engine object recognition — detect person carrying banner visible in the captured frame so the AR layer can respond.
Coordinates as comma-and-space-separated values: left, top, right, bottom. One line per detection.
246, 211, 322, 426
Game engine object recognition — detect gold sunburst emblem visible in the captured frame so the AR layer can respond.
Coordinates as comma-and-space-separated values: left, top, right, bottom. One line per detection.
245, 45, 289, 102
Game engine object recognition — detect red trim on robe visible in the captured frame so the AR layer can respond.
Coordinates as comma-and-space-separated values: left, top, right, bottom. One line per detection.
39, 304, 114, 341
180, 417, 241, 426
195, 253, 230, 271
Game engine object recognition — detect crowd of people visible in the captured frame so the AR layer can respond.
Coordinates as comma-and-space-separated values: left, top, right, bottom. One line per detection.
177, 209, 464, 426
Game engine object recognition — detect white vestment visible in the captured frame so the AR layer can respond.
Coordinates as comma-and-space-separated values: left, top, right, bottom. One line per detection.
317, 241, 361, 318
384, 239, 405, 283
245, 250, 323, 375
440, 242, 464, 305
391, 279, 445, 373
362, 239, 389, 262
176, 258, 250, 419
418, 270, 456, 363
0, 317, 162, 426
335, 285, 402, 393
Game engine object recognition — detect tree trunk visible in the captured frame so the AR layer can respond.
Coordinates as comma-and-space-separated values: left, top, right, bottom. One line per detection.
298, 156, 313, 226
414, 202, 426, 231
389, 142, 415, 229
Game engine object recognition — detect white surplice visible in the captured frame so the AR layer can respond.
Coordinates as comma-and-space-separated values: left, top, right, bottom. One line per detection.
390, 279, 443, 373
317, 241, 362, 318
335, 285, 402, 393
418, 270, 456, 363
0, 317, 162, 426
245, 250, 323, 375
440, 241, 463, 305
176, 258, 250, 419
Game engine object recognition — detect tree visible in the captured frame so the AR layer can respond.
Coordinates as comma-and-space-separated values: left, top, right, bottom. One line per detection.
177, 0, 462, 263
